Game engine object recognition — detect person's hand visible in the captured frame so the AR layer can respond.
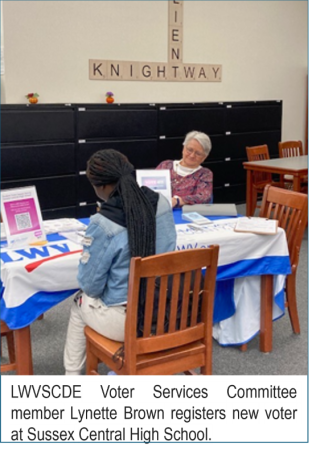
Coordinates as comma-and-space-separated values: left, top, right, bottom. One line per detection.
172, 196, 184, 208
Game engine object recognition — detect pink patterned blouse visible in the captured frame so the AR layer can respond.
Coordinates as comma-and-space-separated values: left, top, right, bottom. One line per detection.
156, 160, 213, 205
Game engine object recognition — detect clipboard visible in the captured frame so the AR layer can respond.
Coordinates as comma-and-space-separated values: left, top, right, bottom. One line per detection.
234, 217, 278, 235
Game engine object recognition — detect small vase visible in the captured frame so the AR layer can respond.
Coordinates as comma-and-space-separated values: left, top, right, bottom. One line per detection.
106, 96, 114, 104
29, 97, 38, 104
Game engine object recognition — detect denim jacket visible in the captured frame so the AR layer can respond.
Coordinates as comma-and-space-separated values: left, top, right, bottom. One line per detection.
77, 194, 176, 306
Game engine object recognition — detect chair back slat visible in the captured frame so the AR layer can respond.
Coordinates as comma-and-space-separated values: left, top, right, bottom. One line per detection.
143, 277, 156, 338
156, 275, 168, 335
282, 207, 292, 229
168, 274, 180, 333
190, 269, 202, 326
179, 271, 192, 330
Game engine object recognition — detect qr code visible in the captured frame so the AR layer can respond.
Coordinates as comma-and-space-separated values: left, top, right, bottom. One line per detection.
15, 212, 32, 231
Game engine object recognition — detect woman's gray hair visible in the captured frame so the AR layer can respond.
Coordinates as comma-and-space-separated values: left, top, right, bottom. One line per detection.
183, 131, 212, 156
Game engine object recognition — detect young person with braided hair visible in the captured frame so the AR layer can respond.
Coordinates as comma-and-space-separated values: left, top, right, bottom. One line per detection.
64, 149, 176, 375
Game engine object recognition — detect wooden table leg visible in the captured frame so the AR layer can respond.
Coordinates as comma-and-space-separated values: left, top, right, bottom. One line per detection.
15, 326, 33, 375
293, 175, 301, 192
246, 170, 253, 216
260, 275, 273, 353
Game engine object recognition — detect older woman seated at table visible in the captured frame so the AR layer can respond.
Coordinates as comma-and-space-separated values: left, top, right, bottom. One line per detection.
156, 131, 213, 208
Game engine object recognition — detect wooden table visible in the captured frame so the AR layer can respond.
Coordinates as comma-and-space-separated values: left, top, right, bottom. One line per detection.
243, 155, 308, 216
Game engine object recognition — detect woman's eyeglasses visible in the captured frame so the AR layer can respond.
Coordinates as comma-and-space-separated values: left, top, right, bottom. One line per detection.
185, 146, 206, 159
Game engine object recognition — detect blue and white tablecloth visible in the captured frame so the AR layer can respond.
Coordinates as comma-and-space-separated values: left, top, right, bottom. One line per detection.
1, 214, 291, 346
0, 236, 81, 329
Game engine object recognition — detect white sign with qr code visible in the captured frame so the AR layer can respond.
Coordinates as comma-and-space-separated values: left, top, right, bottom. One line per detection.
1, 186, 46, 249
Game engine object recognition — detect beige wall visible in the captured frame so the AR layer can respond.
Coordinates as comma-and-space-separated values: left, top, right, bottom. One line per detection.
1, 1, 6, 103
1, 1, 308, 143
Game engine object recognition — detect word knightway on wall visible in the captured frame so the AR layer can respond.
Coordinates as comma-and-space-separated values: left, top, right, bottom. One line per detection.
89, 1, 222, 83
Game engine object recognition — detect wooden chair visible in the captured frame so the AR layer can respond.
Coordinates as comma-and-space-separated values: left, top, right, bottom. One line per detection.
84, 246, 219, 375
279, 140, 304, 158
278, 141, 308, 190
1, 320, 17, 373
240, 184, 307, 351
246, 145, 284, 214
259, 185, 308, 334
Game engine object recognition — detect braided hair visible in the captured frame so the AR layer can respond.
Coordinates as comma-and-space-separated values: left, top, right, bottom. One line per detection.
86, 149, 156, 258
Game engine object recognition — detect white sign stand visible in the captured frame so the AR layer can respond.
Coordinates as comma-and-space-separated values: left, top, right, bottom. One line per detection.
136, 169, 172, 206
0, 186, 46, 248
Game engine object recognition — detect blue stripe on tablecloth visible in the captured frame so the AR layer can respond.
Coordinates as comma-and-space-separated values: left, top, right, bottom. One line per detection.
0, 288, 78, 329
217, 255, 291, 280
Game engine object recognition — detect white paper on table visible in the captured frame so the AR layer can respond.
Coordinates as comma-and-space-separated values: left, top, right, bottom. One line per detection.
43, 219, 87, 235
234, 217, 278, 235
58, 231, 86, 245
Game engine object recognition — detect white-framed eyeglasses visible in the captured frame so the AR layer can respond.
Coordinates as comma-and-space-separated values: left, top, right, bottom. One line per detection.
185, 146, 206, 158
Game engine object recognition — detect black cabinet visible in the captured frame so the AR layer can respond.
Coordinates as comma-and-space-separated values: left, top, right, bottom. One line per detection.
225, 102, 282, 133
1, 144, 75, 180
77, 139, 158, 172
1, 105, 75, 143
77, 104, 157, 139
158, 103, 225, 136
1, 101, 282, 218
1, 104, 76, 219
75, 104, 158, 217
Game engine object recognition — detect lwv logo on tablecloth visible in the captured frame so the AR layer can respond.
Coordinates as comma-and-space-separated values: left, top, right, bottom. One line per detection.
89, 1, 222, 82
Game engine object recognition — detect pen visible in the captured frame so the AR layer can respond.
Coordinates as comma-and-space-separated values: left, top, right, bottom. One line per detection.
29, 240, 49, 246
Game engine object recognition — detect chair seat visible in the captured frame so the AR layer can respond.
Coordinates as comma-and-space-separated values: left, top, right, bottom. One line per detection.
283, 175, 308, 193
85, 325, 206, 375
284, 174, 308, 183
278, 141, 308, 190
85, 326, 123, 358
254, 180, 284, 191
